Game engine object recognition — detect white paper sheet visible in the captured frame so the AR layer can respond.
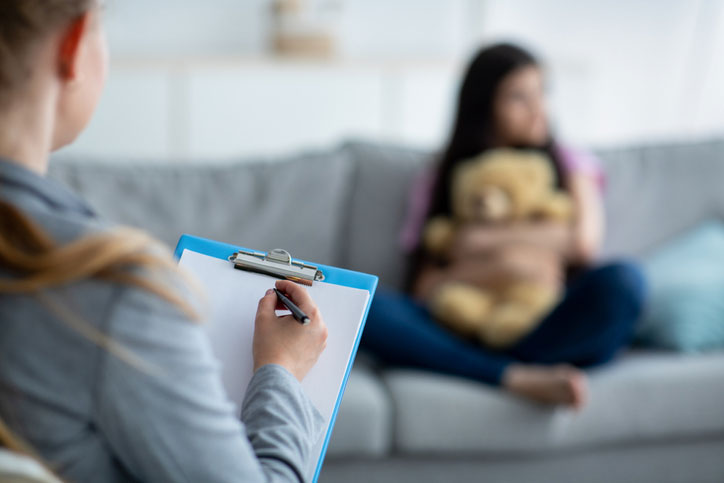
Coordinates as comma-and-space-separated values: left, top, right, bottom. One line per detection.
178, 249, 370, 469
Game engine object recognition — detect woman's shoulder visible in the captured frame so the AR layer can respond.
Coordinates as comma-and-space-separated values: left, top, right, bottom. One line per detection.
0, 239, 199, 359
25, 206, 113, 247
1, 201, 201, 351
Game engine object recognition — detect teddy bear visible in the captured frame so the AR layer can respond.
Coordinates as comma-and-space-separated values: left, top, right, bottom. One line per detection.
423, 148, 574, 349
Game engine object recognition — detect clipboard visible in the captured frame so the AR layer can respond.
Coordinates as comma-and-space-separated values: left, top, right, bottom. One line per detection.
174, 234, 378, 482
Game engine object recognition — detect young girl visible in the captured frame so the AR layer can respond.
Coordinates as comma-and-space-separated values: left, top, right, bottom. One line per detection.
361, 43, 647, 408
0, 1, 328, 481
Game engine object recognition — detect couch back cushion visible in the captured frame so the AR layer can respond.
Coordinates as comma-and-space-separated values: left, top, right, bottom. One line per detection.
341, 139, 724, 289
339, 142, 432, 289
597, 139, 724, 258
48, 138, 724, 289
48, 150, 353, 266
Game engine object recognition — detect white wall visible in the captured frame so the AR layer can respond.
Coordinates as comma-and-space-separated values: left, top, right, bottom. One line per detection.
480, 0, 724, 147
102, 0, 271, 57
64, 57, 463, 161
102, 0, 478, 59
59, 0, 724, 161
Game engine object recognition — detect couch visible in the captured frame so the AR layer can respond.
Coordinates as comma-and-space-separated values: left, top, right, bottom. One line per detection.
49, 139, 724, 483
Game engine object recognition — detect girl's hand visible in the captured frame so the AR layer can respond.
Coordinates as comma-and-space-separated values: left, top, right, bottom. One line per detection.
252, 280, 328, 382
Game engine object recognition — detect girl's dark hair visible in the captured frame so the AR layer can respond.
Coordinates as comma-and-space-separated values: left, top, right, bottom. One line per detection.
404, 42, 567, 291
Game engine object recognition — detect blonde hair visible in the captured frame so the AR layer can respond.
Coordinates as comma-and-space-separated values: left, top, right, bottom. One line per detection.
0, 199, 197, 313
0, 0, 198, 461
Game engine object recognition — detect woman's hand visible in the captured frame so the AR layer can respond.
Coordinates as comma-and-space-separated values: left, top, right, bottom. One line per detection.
252, 280, 328, 382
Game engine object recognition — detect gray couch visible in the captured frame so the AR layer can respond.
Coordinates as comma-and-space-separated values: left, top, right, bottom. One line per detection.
50, 139, 724, 483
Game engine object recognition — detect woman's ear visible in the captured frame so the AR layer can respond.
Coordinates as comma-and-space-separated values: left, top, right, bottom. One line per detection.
57, 13, 91, 81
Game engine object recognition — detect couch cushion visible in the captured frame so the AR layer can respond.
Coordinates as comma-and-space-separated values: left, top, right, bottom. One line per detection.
384, 351, 724, 454
339, 141, 432, 289
48, 149, 353, 266
326, 361, 393, 458
635, 220, 724, 352
596, 139, 724, 258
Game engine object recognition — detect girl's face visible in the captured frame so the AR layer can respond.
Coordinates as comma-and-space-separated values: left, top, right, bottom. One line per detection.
492, 65, 548, 147
53, 8, 109, 151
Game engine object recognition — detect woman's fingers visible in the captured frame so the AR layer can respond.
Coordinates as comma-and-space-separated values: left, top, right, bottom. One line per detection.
274, 280, 318, 315
257, 288, 277, 315
253, 282, 328, 381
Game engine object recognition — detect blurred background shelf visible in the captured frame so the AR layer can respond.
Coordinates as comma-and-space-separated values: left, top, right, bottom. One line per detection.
61, 0, 724, 162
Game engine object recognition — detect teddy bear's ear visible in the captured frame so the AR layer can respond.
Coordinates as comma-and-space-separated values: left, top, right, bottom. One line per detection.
526, 152, 556, 185
532, 162, 553, 189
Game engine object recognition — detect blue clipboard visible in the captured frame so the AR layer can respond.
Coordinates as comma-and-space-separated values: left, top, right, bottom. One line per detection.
174, 234, 378, 482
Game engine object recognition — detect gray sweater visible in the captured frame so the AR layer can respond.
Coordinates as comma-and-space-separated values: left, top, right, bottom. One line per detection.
0, 159, 325, 482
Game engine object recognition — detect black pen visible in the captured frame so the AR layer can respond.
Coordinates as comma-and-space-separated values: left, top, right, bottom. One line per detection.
273, 288, 311, 325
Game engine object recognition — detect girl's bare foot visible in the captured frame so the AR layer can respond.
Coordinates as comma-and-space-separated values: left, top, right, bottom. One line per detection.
502, 364, 588, 409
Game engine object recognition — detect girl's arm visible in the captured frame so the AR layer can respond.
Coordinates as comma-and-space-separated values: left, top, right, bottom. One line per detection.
447, 173, 605, 264
412, 173, 604, 301
449, 222, 573, 260
412, 251, 563, 301
568, 172, 605, 264
413, 259, 508, 301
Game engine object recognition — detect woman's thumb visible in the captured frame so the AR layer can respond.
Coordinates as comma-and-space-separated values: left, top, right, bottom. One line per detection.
257, 288, 277, 314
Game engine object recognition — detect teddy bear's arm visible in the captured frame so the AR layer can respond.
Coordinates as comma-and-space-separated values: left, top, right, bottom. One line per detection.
536, 193, 575, 221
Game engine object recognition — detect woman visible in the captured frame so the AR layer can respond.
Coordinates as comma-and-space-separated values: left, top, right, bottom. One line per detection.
0, 1, 328, 481
361, 43, 646, 408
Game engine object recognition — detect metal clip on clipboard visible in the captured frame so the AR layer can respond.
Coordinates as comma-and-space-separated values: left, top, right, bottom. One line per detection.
228, 248, 325, 286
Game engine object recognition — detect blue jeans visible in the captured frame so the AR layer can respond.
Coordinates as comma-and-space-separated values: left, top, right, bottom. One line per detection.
360, 262, 647, 386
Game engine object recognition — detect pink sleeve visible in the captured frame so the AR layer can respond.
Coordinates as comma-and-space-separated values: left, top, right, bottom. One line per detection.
556, 144, 607, 191
398, 168, 436, 254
